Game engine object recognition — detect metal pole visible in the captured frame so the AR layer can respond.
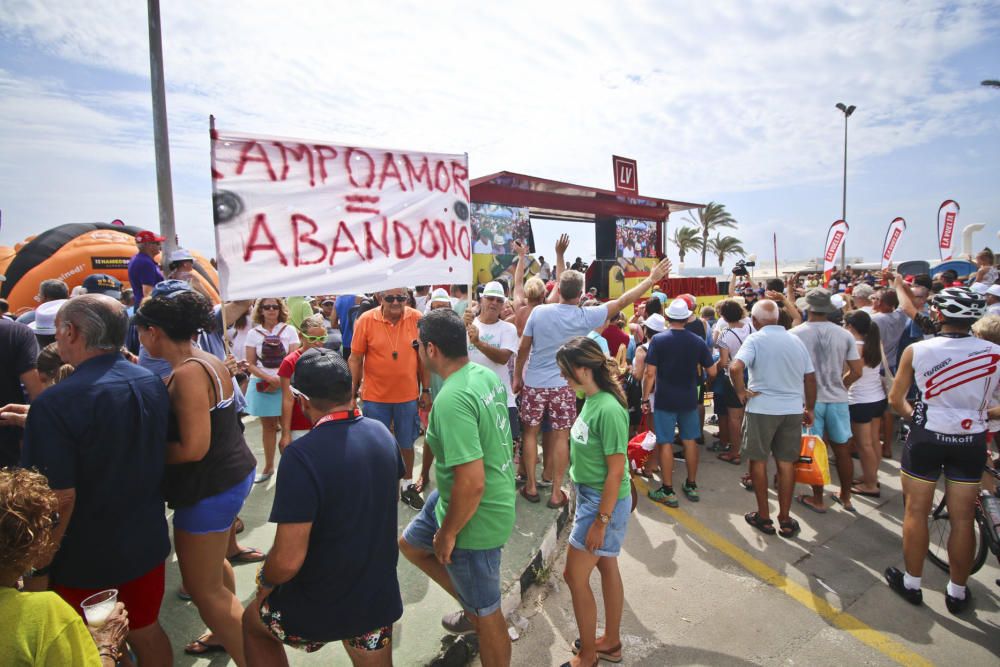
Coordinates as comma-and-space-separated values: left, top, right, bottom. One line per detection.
147, 0, 177, 270
840, 113, 848, 271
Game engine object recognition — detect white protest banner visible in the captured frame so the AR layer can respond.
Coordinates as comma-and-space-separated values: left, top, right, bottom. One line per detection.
937, 199, 959, 261
822, 219, 848, 286
210, 127, 471, 300
880, 217, 906, 270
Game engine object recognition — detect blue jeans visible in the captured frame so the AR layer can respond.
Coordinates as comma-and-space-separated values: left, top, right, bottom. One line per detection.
402, 490, 503, 616
363, 399, 419, 450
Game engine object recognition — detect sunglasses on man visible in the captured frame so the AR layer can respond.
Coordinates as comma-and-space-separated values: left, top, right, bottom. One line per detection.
382, 295, 408, 303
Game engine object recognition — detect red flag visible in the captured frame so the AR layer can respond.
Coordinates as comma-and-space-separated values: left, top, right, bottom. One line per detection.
880, 217, 906, 270
822, 220, 849, 286
937, 200, 959, 261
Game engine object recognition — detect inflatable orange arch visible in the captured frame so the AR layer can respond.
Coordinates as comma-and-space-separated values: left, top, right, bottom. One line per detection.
0, 223, 220, 315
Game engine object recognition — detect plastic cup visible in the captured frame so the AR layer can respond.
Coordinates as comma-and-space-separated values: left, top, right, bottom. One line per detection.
81, 589, 118, 628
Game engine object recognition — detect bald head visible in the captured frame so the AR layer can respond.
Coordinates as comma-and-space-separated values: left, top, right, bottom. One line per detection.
750, 299, 780, 326
58, 294, 128, 351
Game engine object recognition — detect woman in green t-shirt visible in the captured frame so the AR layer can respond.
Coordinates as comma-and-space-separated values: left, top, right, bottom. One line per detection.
555, 336, 632, 667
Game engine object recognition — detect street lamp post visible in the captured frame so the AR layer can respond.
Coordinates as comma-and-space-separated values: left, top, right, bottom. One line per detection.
835, 102, 855, 271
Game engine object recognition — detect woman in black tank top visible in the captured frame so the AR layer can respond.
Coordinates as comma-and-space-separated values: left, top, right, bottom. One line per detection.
136, 290, 256, 665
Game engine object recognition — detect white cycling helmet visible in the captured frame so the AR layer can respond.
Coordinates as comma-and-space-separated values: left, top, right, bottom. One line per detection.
931, 286, 985, 320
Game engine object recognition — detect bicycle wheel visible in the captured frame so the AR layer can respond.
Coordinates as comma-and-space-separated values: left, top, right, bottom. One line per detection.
926, 491, 989, 574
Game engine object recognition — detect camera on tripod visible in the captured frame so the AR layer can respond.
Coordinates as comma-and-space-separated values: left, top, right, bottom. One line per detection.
732, 259, 755, 276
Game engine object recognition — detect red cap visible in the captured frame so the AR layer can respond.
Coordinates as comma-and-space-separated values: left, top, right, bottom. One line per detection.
135, 230, 165, 244
678, 293, 697, 311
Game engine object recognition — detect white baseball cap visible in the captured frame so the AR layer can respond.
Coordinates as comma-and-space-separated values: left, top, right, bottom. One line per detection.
482, 281, 506, 299
644, 313, 666, 333
665, 298, 692, 321
430, 288, 452, 305
169, 248, 194, 264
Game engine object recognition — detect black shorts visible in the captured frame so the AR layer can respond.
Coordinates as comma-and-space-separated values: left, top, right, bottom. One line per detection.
900, 423, 986, 484
848, 399, 887, 424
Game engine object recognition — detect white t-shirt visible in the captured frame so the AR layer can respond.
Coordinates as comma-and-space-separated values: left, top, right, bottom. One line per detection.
715, 323, 752, 369
245, 323, 299, 377
474, 239, 493, 254
469, 318, 519, 407
539, 262, 551, 281
228, 321, 253, 361
623, 245, 635, 260
848, 340, 886, 405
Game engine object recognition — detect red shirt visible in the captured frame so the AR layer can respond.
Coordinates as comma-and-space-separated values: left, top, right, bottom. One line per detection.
278, 348, 312, 430
602, 325, 629, 357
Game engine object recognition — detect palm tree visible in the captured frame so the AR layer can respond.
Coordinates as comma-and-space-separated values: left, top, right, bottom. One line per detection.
686, 202, 737, 267
671, 225, 703, 265
708, 234, 745, 267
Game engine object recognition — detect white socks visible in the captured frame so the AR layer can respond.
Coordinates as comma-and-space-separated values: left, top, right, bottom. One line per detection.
946, 581, 967, 600
401, 478, 412, 491
903, 572, 921, 591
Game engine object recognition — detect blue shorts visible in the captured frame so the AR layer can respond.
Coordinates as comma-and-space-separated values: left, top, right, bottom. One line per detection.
653, 408, 702, 443
173, 470, 254, 534
363, 399, 419, 450
568, 484, 631, 558
401, 490, 503, 617
813, 402, 851, 445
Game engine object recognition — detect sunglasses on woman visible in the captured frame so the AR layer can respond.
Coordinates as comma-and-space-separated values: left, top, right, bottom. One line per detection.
260, 304, 281, 311
301, 333, 328, 343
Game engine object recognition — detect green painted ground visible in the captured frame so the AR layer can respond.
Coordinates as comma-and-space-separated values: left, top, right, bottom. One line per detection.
161, 417, 560, 666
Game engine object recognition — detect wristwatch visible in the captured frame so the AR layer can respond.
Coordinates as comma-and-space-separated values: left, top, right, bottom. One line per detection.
597, 513, 611, 525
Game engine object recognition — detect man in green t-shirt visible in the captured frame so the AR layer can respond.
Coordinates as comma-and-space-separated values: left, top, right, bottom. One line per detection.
400, 309, 515, 667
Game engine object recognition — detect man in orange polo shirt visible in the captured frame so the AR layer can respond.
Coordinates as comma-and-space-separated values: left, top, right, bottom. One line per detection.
350, 287, 432, 510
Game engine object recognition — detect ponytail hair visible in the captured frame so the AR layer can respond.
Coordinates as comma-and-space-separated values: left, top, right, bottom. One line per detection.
845, 310, 881, 368
555, 336, 627, 409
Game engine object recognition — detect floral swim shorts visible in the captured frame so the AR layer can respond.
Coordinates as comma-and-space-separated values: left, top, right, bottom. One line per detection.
520, 385, 577, 430
260, 598, 392, 652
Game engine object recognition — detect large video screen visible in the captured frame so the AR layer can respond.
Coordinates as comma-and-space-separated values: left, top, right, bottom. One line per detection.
616, 218, 658, 260
470, 203, 532, 255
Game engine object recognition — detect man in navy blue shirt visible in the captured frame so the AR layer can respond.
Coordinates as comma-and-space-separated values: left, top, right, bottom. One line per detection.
243, 348, 404, 664
20, 294, 172, 667
642, 299, 716, 507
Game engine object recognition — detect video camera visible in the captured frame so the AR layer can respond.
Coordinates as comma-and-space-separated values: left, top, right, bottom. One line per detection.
732, 259, 755, 277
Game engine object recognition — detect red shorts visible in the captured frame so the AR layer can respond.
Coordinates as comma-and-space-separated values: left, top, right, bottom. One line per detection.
54, 562, 166, 630
520, 386, 577, 430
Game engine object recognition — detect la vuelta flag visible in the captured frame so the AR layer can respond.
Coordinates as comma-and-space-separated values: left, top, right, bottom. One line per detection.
880, 217, 906, 270
937, 199, 959, 261
210, 127, 471, 300
822, 219, 849, 286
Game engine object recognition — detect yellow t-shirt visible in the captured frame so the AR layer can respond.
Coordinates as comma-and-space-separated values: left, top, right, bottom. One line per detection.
0, 588, 102, 666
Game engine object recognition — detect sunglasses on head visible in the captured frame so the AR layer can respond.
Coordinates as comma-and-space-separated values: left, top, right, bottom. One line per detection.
289, 385, 310, 401
260, 304, 281, 311
301, 333, 327, 343
382, 295, 407, 303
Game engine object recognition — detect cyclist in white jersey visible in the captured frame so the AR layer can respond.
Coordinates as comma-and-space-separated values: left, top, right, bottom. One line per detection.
885, 287, 1000, 615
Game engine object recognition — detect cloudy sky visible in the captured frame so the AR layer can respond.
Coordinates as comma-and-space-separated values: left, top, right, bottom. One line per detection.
1, 0, 998, 268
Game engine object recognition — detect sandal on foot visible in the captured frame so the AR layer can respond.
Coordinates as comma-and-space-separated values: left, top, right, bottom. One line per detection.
547, 490, 569, 509
796, 494, 827, 514
739, 474, 754, 492
572, 638, 623, 663
718, 451, 742, 465
744, 511, 776, 535
227, 546, 266, 564
777, 518, 800, 538
519, 486, 540, 503
830, 494, 857, 513
184, 634, 226, 656
850, 486, 881, 498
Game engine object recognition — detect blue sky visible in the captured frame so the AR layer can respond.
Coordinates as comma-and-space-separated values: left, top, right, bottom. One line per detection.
1, 0, 998, 268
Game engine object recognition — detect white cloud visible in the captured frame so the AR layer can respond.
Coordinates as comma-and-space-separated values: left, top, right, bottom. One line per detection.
0, 0, 997, 265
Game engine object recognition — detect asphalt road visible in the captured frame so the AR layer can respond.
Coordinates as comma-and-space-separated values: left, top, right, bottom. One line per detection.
499, 430, 1000, 666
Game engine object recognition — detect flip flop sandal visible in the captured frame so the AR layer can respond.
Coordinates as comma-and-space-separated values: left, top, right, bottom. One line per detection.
547, 491, 569, 509
850, 487, 881, 498
184, 635, 226, 656
744, 511, 776, 535
830, 494, 857, 513
572, 638, 624, 663
777, 518, 800, 539
796, 494, 827, 514
739, 475, 754, 492
227, 547, 266, 564
519, 486, 540, 503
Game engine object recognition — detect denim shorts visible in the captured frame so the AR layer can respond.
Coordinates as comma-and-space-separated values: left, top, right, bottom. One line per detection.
568, 484, 631, 558
173, 470, 254, 534
813, 402, 851, 445
653, 408, 702, 442
401, 489, 503, 616
363, 399, 420, 450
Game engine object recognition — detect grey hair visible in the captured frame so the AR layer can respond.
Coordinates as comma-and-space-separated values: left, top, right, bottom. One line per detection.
58, 295, 127, 351
39, 279, 69, 301
299, 314, 325, 331
750, 299, 780, 325
559, 270, 585, 300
